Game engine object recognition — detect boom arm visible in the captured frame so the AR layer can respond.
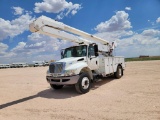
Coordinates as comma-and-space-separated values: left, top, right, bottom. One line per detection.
29, 16, 109, 45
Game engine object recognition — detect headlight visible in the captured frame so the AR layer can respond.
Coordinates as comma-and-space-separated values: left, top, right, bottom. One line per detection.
64, 69, 76, 76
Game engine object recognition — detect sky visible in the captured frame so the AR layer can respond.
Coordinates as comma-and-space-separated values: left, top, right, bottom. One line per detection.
0, 0, 160, 64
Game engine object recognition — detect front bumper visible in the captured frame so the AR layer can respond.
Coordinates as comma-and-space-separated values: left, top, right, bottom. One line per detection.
46, 75, 79, 85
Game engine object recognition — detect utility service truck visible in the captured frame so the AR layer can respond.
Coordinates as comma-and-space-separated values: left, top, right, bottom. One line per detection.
29, 16, 125, 94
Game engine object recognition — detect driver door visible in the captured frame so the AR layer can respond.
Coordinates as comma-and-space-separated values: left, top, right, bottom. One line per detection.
87, 45, 99, 70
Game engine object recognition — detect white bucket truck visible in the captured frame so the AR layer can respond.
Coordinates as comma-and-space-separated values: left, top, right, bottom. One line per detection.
29, 16, 125, 94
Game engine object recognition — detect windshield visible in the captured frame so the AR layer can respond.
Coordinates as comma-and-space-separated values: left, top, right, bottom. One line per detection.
62, 45, 87, 58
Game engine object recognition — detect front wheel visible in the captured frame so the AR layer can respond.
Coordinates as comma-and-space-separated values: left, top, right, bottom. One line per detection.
75, 73, 91, 94
50, 84, 64, 89
114, 65, 123, 79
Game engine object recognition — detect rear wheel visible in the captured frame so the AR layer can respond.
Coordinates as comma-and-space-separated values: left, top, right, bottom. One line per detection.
50, 84, 64, 89
114, 65, 123, 79
75, 73, 91, 94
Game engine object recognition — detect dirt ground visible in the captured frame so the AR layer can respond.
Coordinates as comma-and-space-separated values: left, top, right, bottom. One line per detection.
0, 60, 160, 120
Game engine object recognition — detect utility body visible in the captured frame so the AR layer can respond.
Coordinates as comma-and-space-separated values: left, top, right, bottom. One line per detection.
29, 16, 125, 94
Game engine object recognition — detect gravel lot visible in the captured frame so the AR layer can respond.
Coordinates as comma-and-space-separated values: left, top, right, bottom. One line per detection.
0, 60, 160, 120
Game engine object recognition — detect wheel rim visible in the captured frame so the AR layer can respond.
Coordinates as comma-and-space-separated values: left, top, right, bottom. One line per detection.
81, 77, 90, 89
119, 68, 122, 76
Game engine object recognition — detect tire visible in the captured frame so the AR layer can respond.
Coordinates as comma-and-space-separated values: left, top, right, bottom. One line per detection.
75, 73, 91, 94
50, 84, 64, 89
114, 65, 123, 79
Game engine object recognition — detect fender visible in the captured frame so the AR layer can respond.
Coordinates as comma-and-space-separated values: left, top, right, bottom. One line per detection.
65, 61, 88, 74
65, 62, 93, 80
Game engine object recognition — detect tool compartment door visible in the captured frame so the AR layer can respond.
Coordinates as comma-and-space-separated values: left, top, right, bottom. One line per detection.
105, 57, 114, 74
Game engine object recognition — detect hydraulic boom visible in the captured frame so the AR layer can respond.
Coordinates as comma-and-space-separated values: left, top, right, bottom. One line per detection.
29, 16, 109, 45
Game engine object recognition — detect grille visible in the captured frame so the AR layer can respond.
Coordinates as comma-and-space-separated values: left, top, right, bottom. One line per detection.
49, 63, 64, 73
51, 79, 60, 82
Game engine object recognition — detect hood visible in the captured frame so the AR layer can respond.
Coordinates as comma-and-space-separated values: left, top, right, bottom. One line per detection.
50, 57, 86, 70
50, 57, 87, 73
58, 57, 85, 63
58, 57, 87, 71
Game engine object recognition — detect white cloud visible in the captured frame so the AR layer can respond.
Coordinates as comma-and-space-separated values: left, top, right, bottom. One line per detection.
56, 12, 65, 20
0, 43, 8, 55
147, 20, 155, 26
95, 30, 134, 42
156, 17, 160, 23
28, 33, 72, 51
71, 10, 77, 15
26, 41, 46, 49
0, 3, 79, 63
117, 32, 160, 57
2, 32, 72, 61
9, 41, 46, 59
0, 43, 16, 60
28, 32, 43, 41
0, 13, 34, 41
34, 0, 81, 19
125, 7, 131, 11
11, 42, 26, 52
11, 41, 43, 54
12, 6, 24, 15
0, 8, 36, 63
142, 29, 160, 36
94, 11, 160, 57
95, 11, 132, 32
95, 29, 160, 57
0, 33, 74, 63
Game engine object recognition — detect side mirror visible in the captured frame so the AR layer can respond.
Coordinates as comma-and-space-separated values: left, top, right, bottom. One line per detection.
94, 44, 99, 57
61, 50, 64, 59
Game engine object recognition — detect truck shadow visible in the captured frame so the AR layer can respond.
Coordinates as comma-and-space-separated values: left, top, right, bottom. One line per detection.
38, 77, 115, 99
0, 86, 79, 110
91, 76, 115, 90
0, 94, 38, 110
37, 77, 115, 99
37, 86, 80, 99
0, 77, 115, 109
